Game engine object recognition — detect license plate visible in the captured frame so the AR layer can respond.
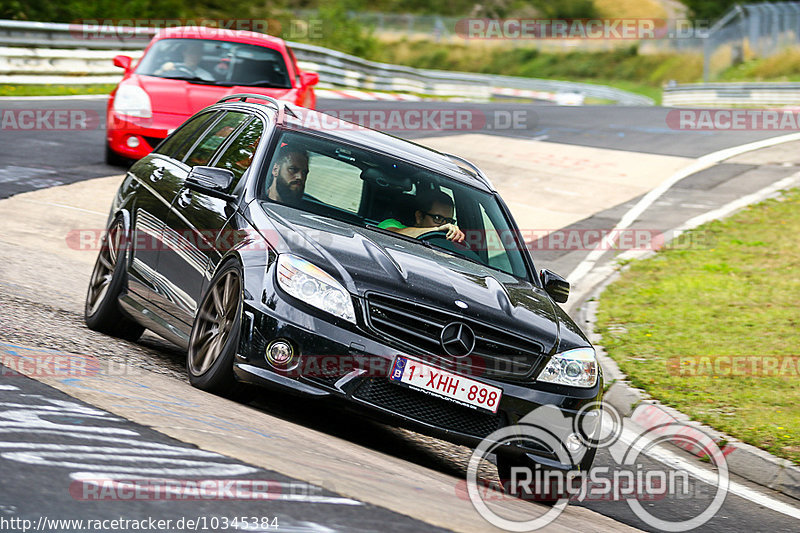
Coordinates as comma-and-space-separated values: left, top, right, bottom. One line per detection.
389, 357, 502, 413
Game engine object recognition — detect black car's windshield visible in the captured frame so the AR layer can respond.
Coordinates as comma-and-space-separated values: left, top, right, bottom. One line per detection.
259, 130, 531, 280
136, 38, 291, 88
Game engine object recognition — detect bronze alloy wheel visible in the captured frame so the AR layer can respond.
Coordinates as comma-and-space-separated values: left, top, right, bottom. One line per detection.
86, 219, 124, 317
84, 217, 144, 341
188, 268, 241, 376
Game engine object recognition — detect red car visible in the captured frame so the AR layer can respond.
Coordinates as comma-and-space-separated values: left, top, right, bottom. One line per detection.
106, 26, 318, 164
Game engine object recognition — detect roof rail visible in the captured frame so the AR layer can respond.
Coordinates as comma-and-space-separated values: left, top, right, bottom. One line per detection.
215, 93, 297, 123
444, 153, 495, 190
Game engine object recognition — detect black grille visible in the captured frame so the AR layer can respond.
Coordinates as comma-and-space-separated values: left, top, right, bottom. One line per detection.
365, 293, 542, 380
354, 378, 504, 439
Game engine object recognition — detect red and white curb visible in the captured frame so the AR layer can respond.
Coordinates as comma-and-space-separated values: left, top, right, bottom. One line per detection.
315, 89, 422, 101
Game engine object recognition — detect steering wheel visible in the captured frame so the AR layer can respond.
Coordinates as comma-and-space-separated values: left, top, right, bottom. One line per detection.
175, 65, 195, 76
418, 230, 483, 262
161, 64, 207, 80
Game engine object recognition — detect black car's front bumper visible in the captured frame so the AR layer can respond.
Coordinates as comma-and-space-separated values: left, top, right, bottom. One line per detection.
233, 284, 603, 470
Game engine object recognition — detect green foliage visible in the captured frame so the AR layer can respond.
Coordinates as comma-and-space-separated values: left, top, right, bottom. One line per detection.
374, 40, 703, 87
681, 0, 739, 21
303, 1, 379, 58
1, 0, 187, 21
529, 0, 598, 19
0, 83, 118, 96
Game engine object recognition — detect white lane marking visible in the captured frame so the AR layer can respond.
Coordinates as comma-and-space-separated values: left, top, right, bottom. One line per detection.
18, 198, 108, 216
0, 385, 19, 390
0, 95, 109, 101
615, 424, 800, 520
606, 172, 800, 268
1, 451, 257, 476
0, 391, 258, 477
673, 173, 800, 236
568, 132, 800, 283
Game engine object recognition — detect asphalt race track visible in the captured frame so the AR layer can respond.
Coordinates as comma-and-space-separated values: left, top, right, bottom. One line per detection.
0, 97, 786, 200
1, 96, 799, 532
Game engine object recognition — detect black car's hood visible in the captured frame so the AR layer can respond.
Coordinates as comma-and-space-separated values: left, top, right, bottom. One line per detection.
255, 202, 578, 354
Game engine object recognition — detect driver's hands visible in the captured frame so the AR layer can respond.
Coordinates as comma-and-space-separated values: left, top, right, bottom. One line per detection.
437, 223, 465, 243
159, 61, 176, 72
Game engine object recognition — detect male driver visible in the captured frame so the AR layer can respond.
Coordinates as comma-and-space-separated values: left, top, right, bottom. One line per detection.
379, 190, 465, 243
267, 148, 309, 205
156, 41, 214, 81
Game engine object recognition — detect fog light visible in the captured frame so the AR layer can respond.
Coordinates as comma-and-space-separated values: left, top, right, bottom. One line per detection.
565, 432, 583, 454
266, 340, 294, 367
126, 136, 140, 148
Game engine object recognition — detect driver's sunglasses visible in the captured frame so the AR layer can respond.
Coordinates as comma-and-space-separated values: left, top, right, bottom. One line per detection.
424, 212, 456, 225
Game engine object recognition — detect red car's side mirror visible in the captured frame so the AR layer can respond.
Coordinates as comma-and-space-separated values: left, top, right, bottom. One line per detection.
300, 72, 319, 87
113, 55, 132, 71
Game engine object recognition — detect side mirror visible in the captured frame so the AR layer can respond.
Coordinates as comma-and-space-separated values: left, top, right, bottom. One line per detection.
186, 166, 236, 201
113, 55, 132, 71
300, 72, 319, 87
540, 269, 569, 303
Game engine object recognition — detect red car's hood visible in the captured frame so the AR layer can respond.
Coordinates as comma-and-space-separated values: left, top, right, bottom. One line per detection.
133, 74, 295, 115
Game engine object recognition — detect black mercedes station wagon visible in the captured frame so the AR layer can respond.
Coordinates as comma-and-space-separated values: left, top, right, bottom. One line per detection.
86, 94, 602, 482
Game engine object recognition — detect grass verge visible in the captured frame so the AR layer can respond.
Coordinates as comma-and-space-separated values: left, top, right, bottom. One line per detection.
0, 84, 116, 97
596, 189, 800, 464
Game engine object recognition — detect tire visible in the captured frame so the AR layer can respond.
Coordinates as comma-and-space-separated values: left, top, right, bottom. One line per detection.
187, 259, 250, 399
105, 144, 131, 167
85, 217, 145, 342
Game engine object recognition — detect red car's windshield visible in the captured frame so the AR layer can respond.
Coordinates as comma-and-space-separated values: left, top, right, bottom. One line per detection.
136, 38, 292, 89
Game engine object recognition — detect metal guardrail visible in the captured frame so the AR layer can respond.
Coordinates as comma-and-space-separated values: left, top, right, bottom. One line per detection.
663, 82, 800, 106
0, 19, 654, 106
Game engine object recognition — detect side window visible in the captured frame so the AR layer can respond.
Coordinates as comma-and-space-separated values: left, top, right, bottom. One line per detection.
303, 153, 363, 213
212, 118, 264, 189
183, 112, 248, 167
153, 112, 217, 160
480, 203, 513, 273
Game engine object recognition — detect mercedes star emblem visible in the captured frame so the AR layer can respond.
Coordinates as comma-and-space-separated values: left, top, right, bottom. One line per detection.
440, 322, 476, 357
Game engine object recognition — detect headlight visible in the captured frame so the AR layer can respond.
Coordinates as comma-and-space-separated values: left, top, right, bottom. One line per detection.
113, 85, 152, 118
537, 347, 598, 387
276, 254, 356, 323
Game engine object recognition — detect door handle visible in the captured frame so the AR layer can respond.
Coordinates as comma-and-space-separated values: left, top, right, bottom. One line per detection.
177, 188, 192, 208
150, 167, 165, 182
